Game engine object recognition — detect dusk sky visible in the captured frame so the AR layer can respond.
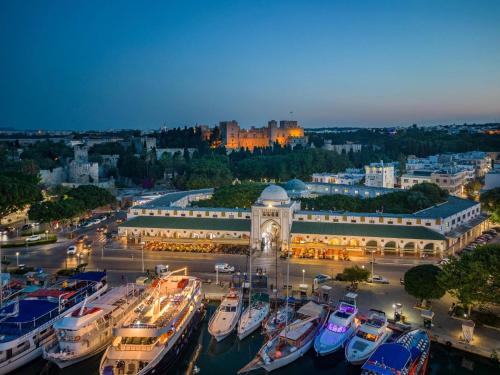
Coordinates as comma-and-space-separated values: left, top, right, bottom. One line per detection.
1, 0, 500, 130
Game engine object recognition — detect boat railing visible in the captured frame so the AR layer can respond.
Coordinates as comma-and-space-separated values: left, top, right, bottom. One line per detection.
0, 283, 99, 341
116, 342, 156, 351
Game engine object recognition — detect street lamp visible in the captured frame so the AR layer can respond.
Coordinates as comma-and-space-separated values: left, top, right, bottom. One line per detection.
45, 230, 48, 240
302, 269, 305, 285
140, 241, 145, 273
15, 252, 19, 267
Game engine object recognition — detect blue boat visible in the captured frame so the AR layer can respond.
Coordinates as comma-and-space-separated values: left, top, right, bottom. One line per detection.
0, 272, 107, 374
361, 329, 430, 375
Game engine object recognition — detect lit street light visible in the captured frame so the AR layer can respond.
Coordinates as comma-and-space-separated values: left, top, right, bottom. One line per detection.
141, 241, 145, 273
302, 269, 305, 285
16, 252, 19, 267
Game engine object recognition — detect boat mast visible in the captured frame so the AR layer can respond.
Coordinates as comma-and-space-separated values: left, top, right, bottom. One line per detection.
249, 246, 252, 318
284, 248, 290, 333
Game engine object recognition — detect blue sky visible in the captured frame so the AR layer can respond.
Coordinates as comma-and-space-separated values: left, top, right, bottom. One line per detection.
1, 0, 500, 130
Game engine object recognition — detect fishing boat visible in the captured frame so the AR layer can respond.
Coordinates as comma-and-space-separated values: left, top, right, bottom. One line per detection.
241, 301, 328, 373
314, 293, 359, 356
345, 309, 392, 365
99, 268, 204, 375
237, 293, 270, 340
361, 329, 430, 375
43, 284, 144, 368
262, 304, 294, 337
0, 272, 107, 374
208, 288, 242, 342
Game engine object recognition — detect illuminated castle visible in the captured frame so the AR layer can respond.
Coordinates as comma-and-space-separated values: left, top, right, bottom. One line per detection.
220, 120, 306, 151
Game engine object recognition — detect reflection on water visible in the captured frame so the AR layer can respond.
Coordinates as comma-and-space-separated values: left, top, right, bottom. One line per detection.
13, 305, 498, 375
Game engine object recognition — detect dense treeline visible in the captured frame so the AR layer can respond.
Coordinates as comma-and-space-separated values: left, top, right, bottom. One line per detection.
194, 183, 265, 208
0, 172, 42, 217
19, 140, 73, 170
300, 183, 448, 213
28, 185, 116, 223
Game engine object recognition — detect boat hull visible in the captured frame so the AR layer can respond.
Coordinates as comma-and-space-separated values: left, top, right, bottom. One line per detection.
238, 319, 262, 340
345, 330, 391, 365
262, 337, 314, 372
44, 339, 111, 369
314, 327, 354, 356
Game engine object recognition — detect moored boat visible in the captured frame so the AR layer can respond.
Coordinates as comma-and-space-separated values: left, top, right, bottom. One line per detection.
208, 288, 242, 342
241, 301, 328, 373
314, 295, 359, 356
345, 309, 392, 365
262, 304, 295, 337
361, 329, 430, 375
99, 268, 204, 375
43, 283, 144, 368
237, 293, 270, 340
0, 272, 107, 374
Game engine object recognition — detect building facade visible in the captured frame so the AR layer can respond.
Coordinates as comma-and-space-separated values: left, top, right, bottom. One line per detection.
119, 181, 487, 259
364, 161, 395, 188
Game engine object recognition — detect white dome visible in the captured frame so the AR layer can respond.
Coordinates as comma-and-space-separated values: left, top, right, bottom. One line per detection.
258, 185, 289, 204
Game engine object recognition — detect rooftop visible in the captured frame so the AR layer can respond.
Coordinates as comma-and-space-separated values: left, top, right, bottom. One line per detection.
120, 216, 251, 232
135, 188, 213, 209
291, 221, 445, 240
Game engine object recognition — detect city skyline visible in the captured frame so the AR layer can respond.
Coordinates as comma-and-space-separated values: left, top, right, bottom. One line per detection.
1, 0, 500, 130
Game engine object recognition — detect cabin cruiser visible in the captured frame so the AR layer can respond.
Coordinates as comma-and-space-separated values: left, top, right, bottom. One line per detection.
237, 294, 270, 340
314, 297, 359, 356
208, 288, 242, 342
241, 301, 327, 373
0, 272, 107, 374
362, 329, 430, 375
43, 284, 144, 368
262, 305, 294, 337
345, 309, 392, 365
99, 268, 204, 375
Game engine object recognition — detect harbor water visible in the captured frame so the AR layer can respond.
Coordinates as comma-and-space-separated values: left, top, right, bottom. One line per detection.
13, 304, 497, 375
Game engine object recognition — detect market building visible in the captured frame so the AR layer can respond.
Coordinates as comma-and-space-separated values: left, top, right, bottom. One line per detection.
119, 180, 488, 259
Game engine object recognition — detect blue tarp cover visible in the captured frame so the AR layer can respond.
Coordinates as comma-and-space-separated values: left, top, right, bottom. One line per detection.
362, 343, 411, 375
0, 299, 57, 323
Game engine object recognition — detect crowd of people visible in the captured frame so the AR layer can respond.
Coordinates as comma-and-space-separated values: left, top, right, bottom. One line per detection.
145, 241, 249, 255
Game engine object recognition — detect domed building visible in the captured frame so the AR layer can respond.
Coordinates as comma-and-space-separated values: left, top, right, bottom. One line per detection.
257, 184, 290, 206
284, 178, 310, 198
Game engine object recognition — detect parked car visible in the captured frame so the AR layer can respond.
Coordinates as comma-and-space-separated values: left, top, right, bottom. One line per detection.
314, 274, 332, 284
67, 245, 77, 255
25, 235, 41, 242
367, 275, 389, 284
438, 258, 450, 265
214, 263, 235, 273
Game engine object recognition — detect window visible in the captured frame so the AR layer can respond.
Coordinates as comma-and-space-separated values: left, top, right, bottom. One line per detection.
205, 211, 209, 216
387, 221, 393, 224
397, 218, 402, 224
406, 222, 412, 225
221, 212, 226, 217
325, 215, 329, 220
351, 219, 356, 223
360, 217, 365, 222
189, 211, 193, 216
378, 217, 384, 223
307, 214, 312, 220
369, 220, 375, 224
425, 222, 431, 226
342, 216, 347, 222
416, 219, 421, 224
333, 218, 339, 222
238, 212, 242, 218
436, 218, 441, 225
141, 209, 146, 214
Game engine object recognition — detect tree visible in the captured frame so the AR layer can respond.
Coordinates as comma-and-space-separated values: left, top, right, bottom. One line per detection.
464, 179, 482, 201
194, 183, 265, 208
404, 265, 445, 307
341, 266, 370, 287
480, 187, 500, 223
438, 245, 500, 315
0, 172, 42, 217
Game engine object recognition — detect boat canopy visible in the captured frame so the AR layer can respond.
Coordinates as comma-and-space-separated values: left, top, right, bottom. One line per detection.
297, 302, 323, 318
279, 321, 313, 341
27, 289, 75, 298
0, 300, 57, 323
362, 343, 411, 375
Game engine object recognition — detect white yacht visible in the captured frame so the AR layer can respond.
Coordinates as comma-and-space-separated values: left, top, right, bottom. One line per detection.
99, 268, 204, 375
237, 294, 270, 340
345, 309, 392, 365
314, 295, 359, 356
208, 288, 242, 342
0, 272, 107, 374
43, 284, 144, 368
241, 301, 328, 373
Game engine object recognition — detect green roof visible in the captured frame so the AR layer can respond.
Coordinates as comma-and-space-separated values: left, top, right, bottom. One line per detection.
414, 196, 479, 218
120, 216, 251, 232
291, 221, 445, 240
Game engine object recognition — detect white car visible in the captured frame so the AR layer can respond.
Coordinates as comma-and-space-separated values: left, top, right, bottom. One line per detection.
438, 258, 450, 265
67, 245, 77, 255
25, 235, 41, 242
367, 275, 389, 284
314, 274, 332, 283
214, 263, 235, 273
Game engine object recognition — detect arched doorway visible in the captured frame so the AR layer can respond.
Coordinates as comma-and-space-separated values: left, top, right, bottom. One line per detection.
261, 220, 280, 254
423, 243, 435, 256
384, 241, 397, 255
403, 242, 416, 256
366, 240, 378, 255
